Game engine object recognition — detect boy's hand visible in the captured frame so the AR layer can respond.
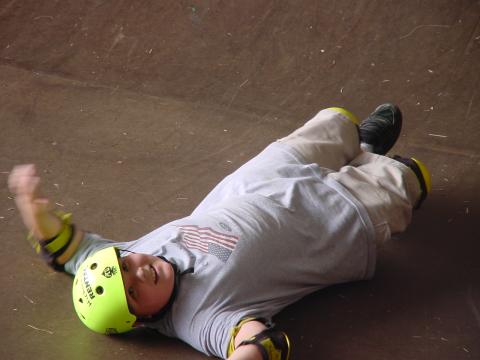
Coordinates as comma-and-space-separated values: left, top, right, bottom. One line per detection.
8, 164, 61, 240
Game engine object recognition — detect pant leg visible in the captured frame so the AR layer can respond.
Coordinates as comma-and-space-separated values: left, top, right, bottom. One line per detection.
278, 108, 361, 171
327, 151, 422, 246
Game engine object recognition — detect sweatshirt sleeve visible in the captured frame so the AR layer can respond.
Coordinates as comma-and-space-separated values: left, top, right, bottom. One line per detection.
63, 232, 116, 275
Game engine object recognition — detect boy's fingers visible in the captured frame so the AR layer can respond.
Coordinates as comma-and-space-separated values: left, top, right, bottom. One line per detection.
7, 167, 22, 193
8, 164, 36, 193
13, 164, 35, 178
11, 174, 40, 198
19, 164, 36, 175
27, 176, 42, 198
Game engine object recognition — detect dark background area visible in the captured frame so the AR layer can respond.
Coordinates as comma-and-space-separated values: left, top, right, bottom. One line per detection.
1, 1, 479, 359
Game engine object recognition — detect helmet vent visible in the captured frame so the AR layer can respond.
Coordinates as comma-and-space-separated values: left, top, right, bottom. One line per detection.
95, 286, 104, 295
79, 298, 83, 303
90, 263, 98, 270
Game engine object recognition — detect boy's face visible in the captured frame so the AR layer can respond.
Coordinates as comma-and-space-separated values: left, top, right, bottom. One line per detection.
118, 253, 175, 318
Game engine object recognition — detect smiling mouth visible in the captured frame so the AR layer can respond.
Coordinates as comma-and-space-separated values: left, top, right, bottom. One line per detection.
150, 264, 158, 284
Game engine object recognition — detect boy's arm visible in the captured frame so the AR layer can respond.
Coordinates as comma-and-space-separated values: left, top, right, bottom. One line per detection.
8, 164, 83, 267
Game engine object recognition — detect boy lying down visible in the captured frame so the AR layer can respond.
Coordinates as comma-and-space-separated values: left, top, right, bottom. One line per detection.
9, 104, 430, 360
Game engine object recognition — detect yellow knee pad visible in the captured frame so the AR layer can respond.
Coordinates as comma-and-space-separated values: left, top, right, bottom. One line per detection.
326, 107, 360, 125
411, 157, 432, 194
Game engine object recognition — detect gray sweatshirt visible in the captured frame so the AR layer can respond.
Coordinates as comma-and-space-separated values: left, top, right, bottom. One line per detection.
65, 141, 376, 358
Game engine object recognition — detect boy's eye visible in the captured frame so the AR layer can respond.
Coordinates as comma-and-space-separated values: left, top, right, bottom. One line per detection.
128, 287, 136, 299
121, 260, 128, 272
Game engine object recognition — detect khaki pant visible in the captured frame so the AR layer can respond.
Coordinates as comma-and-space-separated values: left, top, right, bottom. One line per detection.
278, 108, 421, 246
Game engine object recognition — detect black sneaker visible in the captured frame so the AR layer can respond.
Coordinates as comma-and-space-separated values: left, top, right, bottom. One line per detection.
393, 155, 432, 209
359, 103, 402, 155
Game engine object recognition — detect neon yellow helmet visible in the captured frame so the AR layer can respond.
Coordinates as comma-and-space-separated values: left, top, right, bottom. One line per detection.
72, 246, 136, 334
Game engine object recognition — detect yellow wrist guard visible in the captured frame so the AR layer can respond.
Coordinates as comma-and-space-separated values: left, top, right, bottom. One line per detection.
27, 211, 74, 271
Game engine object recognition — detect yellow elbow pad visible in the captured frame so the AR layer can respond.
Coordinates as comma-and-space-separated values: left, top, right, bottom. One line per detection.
228, 319, 291, 360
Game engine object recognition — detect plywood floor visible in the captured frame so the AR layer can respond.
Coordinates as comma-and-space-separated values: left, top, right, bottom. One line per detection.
1, 1, 479, 359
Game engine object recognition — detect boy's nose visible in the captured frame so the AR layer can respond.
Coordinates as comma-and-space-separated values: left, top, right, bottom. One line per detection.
135, 267, 147, 283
